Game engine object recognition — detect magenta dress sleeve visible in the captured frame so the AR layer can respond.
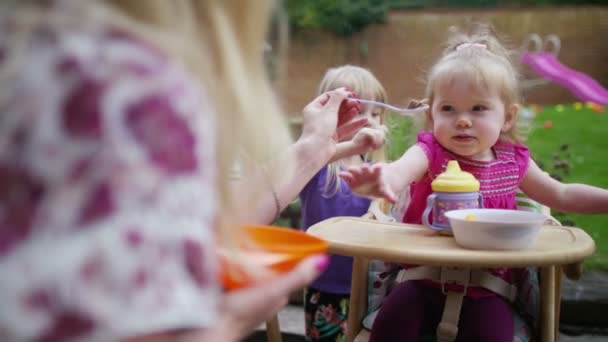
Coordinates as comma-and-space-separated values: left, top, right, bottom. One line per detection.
513, 143, 532, 180
0, 23, 220, 341
415, 131, 445, 178
415, 131, 436, 162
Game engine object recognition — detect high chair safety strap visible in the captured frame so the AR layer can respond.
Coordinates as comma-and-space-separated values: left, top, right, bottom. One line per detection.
438, 291, 464, 342
471, 270, 517, 301
395, 266, 517, 301
395, 266, 518, 342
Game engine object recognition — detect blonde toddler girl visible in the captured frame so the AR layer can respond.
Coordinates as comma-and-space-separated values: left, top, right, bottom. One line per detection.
340, 26, 608, 341
300, 65, 387, 341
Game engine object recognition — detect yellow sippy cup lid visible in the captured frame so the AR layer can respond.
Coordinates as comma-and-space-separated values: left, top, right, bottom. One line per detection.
431, 160, 480, 192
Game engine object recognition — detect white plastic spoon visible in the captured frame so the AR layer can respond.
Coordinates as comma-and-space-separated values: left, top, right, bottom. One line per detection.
348, 98, 429, 116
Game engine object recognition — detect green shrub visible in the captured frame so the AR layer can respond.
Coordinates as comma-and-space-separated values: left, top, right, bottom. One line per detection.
285, 0, 605, 37
385, 112, 424, 161
286, 0, 388, 36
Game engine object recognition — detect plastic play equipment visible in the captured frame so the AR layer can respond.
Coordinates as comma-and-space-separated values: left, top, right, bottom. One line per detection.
521, 34, 608, 105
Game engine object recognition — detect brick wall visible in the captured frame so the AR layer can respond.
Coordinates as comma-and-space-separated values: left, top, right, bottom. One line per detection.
277, 6, 608, 119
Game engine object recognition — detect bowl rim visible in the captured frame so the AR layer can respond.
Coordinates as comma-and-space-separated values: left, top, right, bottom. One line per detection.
243, 224, 329, 255
445, 208, 548, 224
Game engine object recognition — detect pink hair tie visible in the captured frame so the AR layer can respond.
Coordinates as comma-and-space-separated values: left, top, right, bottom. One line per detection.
456, 43, 487, 51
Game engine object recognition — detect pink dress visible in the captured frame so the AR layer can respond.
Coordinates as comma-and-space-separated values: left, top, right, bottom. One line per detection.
0, 13, 219, 342
402, 132, 530, 297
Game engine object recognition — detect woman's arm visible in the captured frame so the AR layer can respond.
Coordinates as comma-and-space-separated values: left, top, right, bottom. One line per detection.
232, 88, 366, 224
520, 158, 608, 213
156, 91, 354, 342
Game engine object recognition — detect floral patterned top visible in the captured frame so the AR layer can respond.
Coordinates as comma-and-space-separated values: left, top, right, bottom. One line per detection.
0, 13, 219, 342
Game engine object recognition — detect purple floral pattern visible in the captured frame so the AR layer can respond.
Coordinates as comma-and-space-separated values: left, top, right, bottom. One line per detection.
0, 16, 218, 341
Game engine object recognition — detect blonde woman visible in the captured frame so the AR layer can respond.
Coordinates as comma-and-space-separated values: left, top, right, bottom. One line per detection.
0, 1, 365, 341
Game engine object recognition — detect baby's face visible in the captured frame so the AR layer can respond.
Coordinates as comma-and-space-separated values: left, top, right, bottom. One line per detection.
429, 80, 509, 161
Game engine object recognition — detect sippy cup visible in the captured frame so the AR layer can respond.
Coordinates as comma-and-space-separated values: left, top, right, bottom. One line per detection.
422, 160, 483, 234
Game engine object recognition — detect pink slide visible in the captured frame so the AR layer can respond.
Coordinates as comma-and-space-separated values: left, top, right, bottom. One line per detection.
521, 52, 608, 105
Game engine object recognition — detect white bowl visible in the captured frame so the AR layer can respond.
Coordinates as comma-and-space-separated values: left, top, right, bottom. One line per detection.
445, 209, 549, 250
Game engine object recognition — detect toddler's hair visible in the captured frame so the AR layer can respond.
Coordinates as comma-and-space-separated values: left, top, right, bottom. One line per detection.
425, 24, 523, 142
317, 65, 388, 196
318, 65, 387, 105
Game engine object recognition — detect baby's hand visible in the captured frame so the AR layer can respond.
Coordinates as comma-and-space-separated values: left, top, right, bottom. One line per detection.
339, 163, 397, 204
352, 127, 386, 153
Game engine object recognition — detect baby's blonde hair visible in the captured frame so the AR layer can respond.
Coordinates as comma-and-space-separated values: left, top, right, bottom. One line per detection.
317, 65, 388, 196
425, 24, 523, 142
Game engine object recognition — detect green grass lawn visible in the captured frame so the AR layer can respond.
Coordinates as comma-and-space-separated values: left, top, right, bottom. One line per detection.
525, 103, 608, 270
386, 103, 608, 270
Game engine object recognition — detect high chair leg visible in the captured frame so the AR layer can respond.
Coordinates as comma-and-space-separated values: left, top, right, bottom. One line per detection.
347, 257, 369, 342
540, 266, 556, 342
266, 315, 282, 342
554, 266, 563, 339
563, 262, 583, 280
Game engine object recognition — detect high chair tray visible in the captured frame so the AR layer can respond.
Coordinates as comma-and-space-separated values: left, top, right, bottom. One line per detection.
307, 217, 595, 268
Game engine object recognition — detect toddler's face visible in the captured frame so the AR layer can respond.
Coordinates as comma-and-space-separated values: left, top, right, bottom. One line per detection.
357, 102, 382, 128
429, 80, 511, 161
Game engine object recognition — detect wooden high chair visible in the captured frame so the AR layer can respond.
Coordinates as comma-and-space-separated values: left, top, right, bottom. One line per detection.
307, 200, 595, 342
265, 316, 282, 342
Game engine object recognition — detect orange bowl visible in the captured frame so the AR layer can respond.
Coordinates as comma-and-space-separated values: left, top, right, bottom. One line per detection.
220, 225, 329, 290
243, 225, 329, 256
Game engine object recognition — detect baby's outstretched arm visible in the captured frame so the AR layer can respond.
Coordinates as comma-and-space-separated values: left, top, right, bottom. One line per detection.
340, 144, 428, 203
520, 158, 608, 214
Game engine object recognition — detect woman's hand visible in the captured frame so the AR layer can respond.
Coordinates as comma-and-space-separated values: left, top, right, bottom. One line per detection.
340, 163, 397, 204
180, 255, 329, 342
300, 88, 368, 157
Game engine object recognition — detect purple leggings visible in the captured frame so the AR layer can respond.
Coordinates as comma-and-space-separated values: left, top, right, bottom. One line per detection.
369, 281, 514, 342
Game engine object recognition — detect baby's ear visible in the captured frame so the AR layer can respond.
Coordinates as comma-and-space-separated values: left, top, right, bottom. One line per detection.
502, 103, 519, 132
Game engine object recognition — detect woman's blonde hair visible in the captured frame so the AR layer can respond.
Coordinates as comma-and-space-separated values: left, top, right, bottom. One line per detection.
425, 24, 523, 142
1, 0, 291, 244
317, 65, 387, 196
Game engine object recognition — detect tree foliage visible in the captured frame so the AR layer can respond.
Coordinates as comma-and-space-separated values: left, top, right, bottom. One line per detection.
285, 0, 388, 36
285, 0, 605, 36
